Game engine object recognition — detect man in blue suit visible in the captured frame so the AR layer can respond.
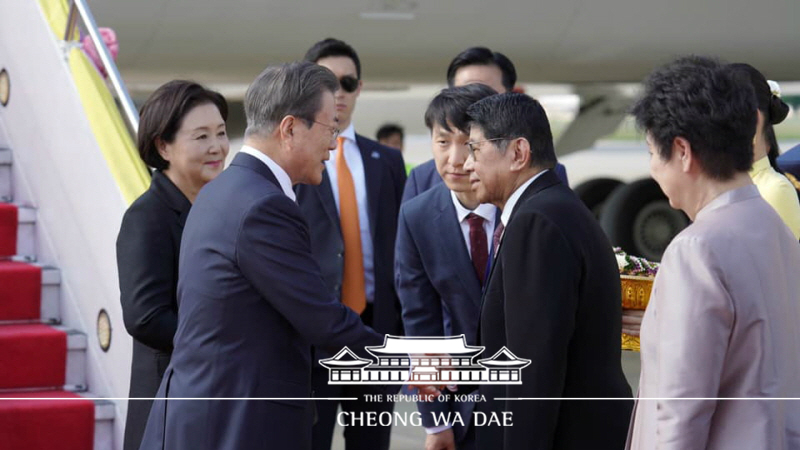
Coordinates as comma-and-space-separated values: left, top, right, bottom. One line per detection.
295, 39, 407, 450
138, 62, 395, 450
395, 84, 499, 450
402, 47, 568, 203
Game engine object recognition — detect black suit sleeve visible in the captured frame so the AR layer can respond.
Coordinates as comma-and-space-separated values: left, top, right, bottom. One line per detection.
116, 203, 178, 352
236, 193, 383, 353
501, 212, 580, 449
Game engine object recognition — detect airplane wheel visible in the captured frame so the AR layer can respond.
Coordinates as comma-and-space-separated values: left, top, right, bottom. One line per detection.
599, 178, 689, 261
573, 178, 623, 220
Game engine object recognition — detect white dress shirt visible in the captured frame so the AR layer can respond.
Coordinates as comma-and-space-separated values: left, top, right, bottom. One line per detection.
450, 191, 496, 256
324, 124, 375, 304
239, 145, 295, 201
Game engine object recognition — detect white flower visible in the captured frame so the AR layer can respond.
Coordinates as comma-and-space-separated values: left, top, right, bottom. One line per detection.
767, 80, 782, 98
616, 254, 628, 271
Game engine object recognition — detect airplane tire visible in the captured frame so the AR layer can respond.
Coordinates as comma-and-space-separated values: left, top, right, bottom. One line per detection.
599, 178, 689, 261
573, 178, 624, 219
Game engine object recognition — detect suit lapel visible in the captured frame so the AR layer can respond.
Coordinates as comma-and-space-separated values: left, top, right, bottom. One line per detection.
356, 134, 382, 240
481, 171, 561, 306
433, 186, 482, 304
316, 169, 342, 234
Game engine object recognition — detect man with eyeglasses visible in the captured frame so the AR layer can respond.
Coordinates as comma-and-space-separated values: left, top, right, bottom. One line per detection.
296, 38, 407, 450
463, 92, 632, 450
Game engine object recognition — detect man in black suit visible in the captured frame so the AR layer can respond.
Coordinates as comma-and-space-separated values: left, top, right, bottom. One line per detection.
463, 93, 632, 449
295, 38, 406, 450
138, 61, 397, 450
403, 47, 568, 203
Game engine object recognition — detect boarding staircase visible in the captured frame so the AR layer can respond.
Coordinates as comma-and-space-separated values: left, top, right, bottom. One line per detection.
0, 137, 114, 449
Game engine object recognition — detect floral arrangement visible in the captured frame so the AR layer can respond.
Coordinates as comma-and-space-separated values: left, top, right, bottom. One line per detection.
613, 247, 659, 277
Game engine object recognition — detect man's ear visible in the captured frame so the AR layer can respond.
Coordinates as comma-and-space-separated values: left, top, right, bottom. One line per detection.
509, 138, 531, 171
279, 115, 296, 144
672, 136, 693, 172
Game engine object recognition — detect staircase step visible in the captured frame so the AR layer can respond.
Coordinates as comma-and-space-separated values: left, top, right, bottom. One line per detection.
0, 202, 16, 257
16, 204, 36, 260
0, 390, 95, 450
0, 266, 62, 325
0, 324, 66, 390
88, 397, 115, 450
41, 266, 61, 324
0, 261, 42, 321
64, 329, 87, 392
0, 148, 10, 202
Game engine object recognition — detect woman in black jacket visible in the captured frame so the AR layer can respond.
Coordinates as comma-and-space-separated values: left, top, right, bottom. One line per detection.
116, 80, 228, 450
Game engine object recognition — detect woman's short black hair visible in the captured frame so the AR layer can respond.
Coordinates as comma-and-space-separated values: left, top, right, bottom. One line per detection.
631, 56, 757, 181
137, 80, 228, 171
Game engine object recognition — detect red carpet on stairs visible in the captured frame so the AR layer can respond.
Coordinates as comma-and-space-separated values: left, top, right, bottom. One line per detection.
0, 324, 66, 389
0, 203, 16, 257
0, 391, 94, 450
0, 261, 42, 321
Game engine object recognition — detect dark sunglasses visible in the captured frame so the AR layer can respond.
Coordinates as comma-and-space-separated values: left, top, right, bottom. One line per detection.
339, 75, 359, 93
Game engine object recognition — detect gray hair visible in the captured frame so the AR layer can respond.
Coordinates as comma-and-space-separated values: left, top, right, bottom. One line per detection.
244, 61, 338, 138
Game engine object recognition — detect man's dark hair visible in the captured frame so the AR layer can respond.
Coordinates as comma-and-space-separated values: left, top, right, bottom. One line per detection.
446, 47, 516, 91
631, 55, 757, 181
376, 123, 404, 141
138, 80, 228, 171
424, 84, 497, 134
304, 38, 361, 79
466, 92, 556, 169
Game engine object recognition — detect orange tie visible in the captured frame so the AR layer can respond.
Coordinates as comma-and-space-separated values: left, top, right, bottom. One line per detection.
336, 137, 367, 314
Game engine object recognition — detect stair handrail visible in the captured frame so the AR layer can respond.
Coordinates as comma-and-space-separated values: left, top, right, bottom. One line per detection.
64, 0, 139, 134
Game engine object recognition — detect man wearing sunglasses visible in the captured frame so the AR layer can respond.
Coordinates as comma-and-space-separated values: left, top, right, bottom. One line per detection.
296, 38, 407, 450
402, 47, 569, 204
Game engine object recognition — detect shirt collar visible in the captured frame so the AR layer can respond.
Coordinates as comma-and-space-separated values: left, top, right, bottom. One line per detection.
450, 190, 495, 223
695, 184, 760, 222
239, 145, 296, 201
500, 169, 548, 226
749, 155, 771, 177
339, 123, 356, 143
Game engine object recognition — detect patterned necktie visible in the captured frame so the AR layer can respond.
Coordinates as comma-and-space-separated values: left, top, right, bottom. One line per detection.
336, 137, 366, 314
492, 222, 505, 257
466, 213, 488, 285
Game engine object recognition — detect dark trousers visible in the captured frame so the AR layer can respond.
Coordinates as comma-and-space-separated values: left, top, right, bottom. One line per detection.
311, 304, 394, 450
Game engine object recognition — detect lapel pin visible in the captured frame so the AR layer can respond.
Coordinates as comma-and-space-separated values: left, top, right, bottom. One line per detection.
371, 151, 380, 159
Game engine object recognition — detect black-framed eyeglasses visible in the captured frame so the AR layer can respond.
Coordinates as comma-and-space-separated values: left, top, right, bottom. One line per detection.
311, 120, 340, 140
466, 137, 512, 158
338, 75, 359, 93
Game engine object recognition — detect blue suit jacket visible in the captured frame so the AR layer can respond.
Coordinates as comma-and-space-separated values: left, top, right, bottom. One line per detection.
394, 183, 499, 442
295, 134, 407, 337
139, 153, 385, 450
402, 158, 570, 203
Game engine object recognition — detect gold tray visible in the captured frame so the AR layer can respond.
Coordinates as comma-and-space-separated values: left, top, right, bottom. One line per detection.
620, 275, 654, 352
